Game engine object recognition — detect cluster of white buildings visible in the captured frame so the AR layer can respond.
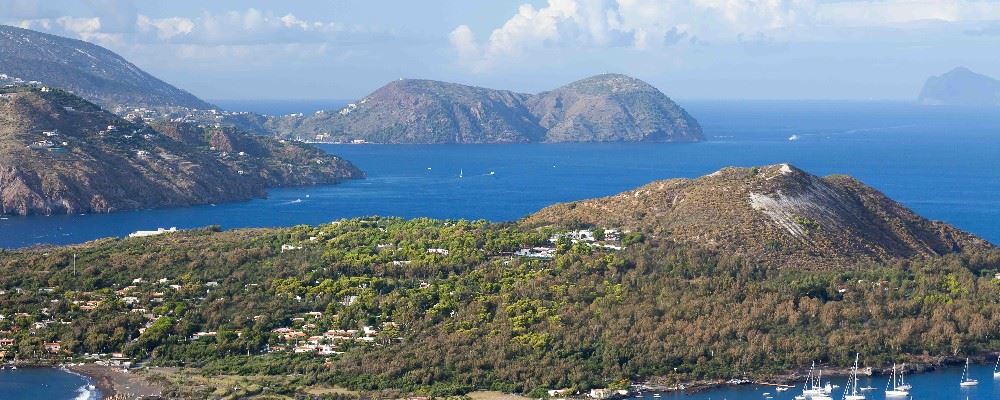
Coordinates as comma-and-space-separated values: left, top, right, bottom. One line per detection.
510, 228, 627, 260
128, 227, 178, 238
270, 320, 397, 355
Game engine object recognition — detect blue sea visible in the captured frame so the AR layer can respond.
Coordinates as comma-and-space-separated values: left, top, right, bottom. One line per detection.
2, 363, 996, 399
0, 367, 100, 399
0, 101, 998, 248
651, 363, 998, 400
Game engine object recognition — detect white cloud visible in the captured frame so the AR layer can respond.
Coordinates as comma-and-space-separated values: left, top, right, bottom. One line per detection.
450, 0, 1000, 70
7, 6, 392, 50
449, 25, 480, 65
3, 6, 399, 67
18, 16, 124, 47
136, 15, 194, 40
817, 0, 1000, 26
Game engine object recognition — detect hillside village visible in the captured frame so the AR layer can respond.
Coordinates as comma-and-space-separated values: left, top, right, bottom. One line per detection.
0, 221, 629, 365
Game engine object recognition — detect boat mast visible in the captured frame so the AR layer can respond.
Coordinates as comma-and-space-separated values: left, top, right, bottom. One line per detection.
851, 353, 859, 395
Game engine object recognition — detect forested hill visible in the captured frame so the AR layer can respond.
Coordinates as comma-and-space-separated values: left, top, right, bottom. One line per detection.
0, 86, 362, 216
266, 74, 703, 144
525, 164, 993, 267
0, 171, 998, 397
0, 24, 212, 110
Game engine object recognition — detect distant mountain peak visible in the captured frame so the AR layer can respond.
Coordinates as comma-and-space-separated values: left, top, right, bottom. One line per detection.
918, 67, 1000, 106
268, 73, 702, 144
0, 24, 212, 110
554, 73, 660, 95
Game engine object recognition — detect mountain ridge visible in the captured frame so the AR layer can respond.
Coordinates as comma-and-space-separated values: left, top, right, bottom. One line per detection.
267, 73, 703, 144
0, 86, 362, 216
0, 24, 213, 110
524, 163, 992, 267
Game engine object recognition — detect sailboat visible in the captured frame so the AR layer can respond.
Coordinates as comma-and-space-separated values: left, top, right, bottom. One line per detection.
459, 169, 463, 179
796, 361, 833, 400
844, 353, 866, 400
960, 357, 978, 387
884, 364, 908, 397
896, 364, 911, 390
798, 362, 823, 399
994, 354, 1000, 379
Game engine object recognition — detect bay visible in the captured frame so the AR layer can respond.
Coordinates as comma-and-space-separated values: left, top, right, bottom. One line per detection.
652, 363, 997, 400
0, 367, 100, 399
0, 101, 998, 248
4, 363, 997, 399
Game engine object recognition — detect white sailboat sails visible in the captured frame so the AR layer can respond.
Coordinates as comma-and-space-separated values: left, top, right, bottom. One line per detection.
843, 354, 866, 400
960, 357, 979, 387
796, 362, 833, 400
884, 363, 909, 397
896, 363, 911, 391
994, 354, 1000, 379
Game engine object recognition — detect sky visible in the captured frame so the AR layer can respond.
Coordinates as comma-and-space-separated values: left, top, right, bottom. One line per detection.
3, 0, 1000, 101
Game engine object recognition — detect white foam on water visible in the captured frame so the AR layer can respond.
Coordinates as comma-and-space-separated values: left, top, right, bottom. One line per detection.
74, 383, 98, 400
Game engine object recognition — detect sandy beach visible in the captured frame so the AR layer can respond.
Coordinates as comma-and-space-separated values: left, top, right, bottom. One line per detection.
67, 364, 165, 399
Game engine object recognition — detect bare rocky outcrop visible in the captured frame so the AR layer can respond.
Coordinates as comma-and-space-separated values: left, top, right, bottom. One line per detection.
524, 164, 992, 267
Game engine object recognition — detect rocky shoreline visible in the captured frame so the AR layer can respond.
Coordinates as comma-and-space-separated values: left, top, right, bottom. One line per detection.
66, 364, 164, 400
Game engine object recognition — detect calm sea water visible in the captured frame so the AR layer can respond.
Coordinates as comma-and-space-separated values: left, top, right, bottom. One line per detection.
0, 368, 100, 399
2, 364, 995, 399
653, 364, 997, 400
1, 101, 998, 248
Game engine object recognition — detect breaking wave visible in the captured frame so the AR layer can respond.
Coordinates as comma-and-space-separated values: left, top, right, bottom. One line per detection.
73, 383, 98, 400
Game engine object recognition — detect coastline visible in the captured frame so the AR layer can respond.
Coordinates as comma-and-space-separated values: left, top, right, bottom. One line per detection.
635, 352, 1000, 395
66, 364, 165, 399
8, 352, 996, 399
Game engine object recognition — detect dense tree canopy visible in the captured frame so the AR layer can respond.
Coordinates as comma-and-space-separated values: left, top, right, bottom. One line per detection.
0, 218, 998, 396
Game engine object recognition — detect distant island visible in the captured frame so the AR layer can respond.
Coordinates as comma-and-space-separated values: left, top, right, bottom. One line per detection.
0, 165, 995, 398
0, 86, 363, 216
918, 67, 1000, 107
1, 25, 704, 145
266, 74, 704, 144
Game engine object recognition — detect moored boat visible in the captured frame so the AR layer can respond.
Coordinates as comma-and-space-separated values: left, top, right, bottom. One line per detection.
844, 353, 866, 400
884, 363, 908, 397
960, 357, 979, 387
